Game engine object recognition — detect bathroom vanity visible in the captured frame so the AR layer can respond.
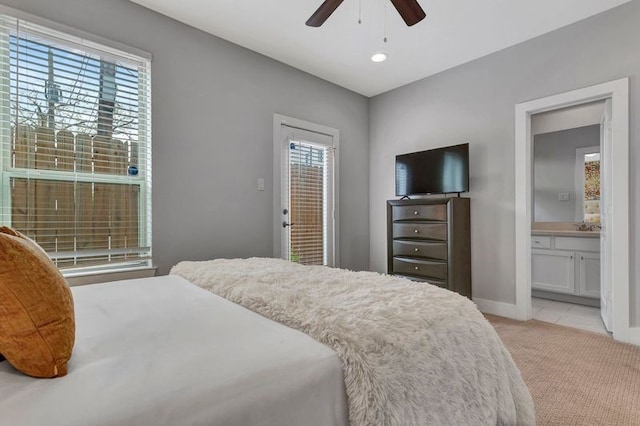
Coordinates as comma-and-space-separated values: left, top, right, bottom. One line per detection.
531, 225, 600, 306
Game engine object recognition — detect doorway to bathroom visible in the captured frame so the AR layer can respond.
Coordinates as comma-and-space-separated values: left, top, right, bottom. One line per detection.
529, 102, 607, 334
514, 78, 631, 343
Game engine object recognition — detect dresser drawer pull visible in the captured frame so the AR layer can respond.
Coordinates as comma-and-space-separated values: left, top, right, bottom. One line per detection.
414, 229, 419, 234
414, 211, 419, 215
414, 248, 420, 252
414, 266, 419, 271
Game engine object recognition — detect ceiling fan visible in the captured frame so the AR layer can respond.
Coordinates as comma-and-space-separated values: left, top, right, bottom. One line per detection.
306, 0, 426, 27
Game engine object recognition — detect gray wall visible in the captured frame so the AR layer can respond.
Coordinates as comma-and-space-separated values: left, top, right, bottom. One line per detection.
3, 0, 370, 274
533, 125, 600, 222
369, 1, 639, 325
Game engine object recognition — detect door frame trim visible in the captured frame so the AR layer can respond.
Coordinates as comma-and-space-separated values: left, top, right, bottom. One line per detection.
272, 114, 340, 266
514, 78, 630, 342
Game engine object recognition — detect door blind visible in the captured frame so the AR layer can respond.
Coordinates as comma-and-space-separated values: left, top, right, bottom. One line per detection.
0, 14, 152, 271
288, 139, 333, 266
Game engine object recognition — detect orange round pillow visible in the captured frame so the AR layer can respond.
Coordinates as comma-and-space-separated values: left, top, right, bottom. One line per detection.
0, 227, 75, 378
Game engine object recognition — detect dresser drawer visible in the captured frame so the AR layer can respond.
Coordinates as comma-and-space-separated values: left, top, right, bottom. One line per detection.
392, 204, 447, 222
395, 274, 449, 288
531, 236, 551, 249
392, 223, 448, 241
392, 240, 448, 260
393, 258, 448, 280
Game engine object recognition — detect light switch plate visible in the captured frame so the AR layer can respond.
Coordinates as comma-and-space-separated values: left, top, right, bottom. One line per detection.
558, 192, 570, 201
257, 178, 265, 191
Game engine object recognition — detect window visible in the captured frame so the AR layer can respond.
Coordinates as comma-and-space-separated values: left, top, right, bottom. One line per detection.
0, 13, 152, 273
576, 147, 601, 223
288, 139, 334, 265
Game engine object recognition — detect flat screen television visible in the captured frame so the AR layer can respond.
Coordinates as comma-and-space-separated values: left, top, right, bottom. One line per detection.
395, 143, 469, 196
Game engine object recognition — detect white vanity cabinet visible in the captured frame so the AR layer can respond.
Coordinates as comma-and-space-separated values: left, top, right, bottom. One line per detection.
532, 249, 575, 294
531, 234, 600, 299
578, 251, 601, 298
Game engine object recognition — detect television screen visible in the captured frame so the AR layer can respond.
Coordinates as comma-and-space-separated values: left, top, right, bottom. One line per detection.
395, 143, 469, 196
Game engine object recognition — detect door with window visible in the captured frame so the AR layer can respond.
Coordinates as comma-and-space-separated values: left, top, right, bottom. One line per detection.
279, 124, 335, 266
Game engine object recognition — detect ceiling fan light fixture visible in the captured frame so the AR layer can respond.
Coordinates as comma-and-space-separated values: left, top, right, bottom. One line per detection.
371, 53, 388, 63
306, 0, 426, 27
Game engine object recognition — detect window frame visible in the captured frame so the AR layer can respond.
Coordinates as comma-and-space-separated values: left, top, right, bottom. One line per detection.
0, 6, 153, 275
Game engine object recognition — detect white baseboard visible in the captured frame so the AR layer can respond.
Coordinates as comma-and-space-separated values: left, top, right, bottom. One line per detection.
629, 327, 640, 346
473, 298, 518, 319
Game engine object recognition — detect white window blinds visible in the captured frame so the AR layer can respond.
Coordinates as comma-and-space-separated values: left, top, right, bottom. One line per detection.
0, 13, 152, 272
287, 136, 334, 266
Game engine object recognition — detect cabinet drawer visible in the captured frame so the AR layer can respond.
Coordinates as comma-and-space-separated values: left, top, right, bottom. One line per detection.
392, 204, 447, 222
555, 237, 600, 252
531, 236, 551, 249
392, 223, 448, 241
393, 240, 448, 260
393, 258, 448, 280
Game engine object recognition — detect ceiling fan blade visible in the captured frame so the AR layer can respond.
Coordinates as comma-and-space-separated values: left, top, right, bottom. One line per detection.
306, 0, 345, 27
389, 0, 426, 26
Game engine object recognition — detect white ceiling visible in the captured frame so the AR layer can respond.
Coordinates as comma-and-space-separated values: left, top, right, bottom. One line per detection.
131, 0, 630, 97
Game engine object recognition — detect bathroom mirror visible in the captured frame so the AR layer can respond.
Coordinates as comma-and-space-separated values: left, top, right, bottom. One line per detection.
532, 125, 601, 223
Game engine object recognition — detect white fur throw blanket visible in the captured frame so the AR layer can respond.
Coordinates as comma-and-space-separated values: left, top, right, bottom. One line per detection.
171, 258, 535, 426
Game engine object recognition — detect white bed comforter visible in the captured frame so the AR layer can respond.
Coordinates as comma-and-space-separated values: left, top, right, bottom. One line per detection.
0, 275, 348, 426
172, 257, 536, 426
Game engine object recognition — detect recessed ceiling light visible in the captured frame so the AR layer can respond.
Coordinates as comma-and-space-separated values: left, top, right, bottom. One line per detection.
371, 53, 388, 63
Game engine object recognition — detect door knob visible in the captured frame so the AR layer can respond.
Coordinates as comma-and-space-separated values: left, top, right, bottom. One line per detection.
282, 222, 295, 228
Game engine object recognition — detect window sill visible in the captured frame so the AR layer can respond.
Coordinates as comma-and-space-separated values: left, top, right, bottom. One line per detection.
64, 265, 158, 287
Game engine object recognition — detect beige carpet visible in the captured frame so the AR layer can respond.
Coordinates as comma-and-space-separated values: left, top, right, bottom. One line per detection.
487, 315, 640, 426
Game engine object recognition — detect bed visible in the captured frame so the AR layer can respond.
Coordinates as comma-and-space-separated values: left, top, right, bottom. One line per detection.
0, 258, 535, 426
0, 275, 348, 426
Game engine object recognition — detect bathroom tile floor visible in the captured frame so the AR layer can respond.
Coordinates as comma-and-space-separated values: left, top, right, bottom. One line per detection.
532, 297, 610, 335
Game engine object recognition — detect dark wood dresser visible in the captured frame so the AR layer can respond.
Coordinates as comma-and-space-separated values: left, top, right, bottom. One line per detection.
387, 198, 471, 298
